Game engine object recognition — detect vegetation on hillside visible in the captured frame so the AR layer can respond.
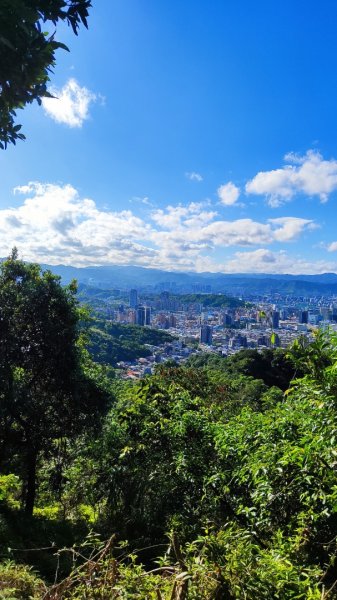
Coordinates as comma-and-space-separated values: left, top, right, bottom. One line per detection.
175, 293, 247, 309
88, 320, 173, 366
1, 256, 337, 598
187, 347, 298, 390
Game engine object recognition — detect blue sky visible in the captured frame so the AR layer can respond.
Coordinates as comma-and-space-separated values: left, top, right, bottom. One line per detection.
1, 0, 337, 273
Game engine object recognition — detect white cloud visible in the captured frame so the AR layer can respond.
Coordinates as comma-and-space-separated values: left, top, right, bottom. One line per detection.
246, 150, 337, 206
268, 217, 318, 242
151, 202, 217, 230
42, 78, 97, 127
2, 182, 320, 272
131, 196, 154, 207
150, 207, 315, 248
6, 182, 152, 266
222, 249, 337, 275
217, 182, 240, 206
327, 241, 337, 252
185, 171, 203, 182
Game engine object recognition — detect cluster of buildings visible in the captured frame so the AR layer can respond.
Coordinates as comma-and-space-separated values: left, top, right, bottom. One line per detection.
112, 289, 151, 326
104, 289, 337, 378
116, 340, 193, 379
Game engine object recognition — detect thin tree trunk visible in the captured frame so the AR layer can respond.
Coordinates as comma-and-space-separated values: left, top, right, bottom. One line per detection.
25, 446, 38, 515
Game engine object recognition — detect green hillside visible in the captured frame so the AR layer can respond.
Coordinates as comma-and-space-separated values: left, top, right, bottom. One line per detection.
176, 293, 247, 308
87, 320, 174, 365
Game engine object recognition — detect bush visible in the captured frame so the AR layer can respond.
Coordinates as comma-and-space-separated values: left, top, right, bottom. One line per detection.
0, 561, 45, 599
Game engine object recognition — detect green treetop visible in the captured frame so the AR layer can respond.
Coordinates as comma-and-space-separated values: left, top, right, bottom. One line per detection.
0, 250, 110, 514
0, 0, 91, 147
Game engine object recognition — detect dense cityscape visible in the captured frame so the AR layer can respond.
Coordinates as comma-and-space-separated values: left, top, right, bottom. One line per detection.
91, 286, 337, 378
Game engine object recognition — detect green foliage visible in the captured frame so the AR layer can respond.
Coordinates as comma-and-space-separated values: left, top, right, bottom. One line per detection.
186, 352, 226, 370
88, 319, 173, 366
0, 252, 112, 514
3, 278, 337, 597
95, 368, 223, 543
287, 329, 334, 379
223, 347, 297, 390
180, 528, 323, 599
0, 0, 91, 147
0, 561, 45, 599
90, 366, 272, 547
0, 475, 20, 505
176, 293, 246, 308
188, 347, 296, 391
0, 506, 90, 581
81, 336, 337, 595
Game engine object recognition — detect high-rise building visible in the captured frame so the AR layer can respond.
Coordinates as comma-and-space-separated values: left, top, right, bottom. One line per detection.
145, 306, 151, 326
160, 291, 170, 310
168, 314, 177, 328
229, 334, 247, 349
136, 307, 145, 326
136, 306, 151, 326
200, 324, 213, 345
271, 310, 280, 329
299, 310, 309, 324
129, 289, 138, 309
222, 313, 232, 327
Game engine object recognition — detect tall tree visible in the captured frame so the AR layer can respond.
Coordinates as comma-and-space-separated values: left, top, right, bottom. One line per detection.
0, 250, 110, 514
0, 0, 91, 148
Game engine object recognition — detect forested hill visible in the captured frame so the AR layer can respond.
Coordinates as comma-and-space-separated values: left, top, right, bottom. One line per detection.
186, 346, 296, 390
87, 320, 173, 365
176, 293, 247, 308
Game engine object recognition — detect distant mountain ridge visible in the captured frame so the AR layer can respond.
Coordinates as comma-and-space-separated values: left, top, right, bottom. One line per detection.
35, 263, 337, 296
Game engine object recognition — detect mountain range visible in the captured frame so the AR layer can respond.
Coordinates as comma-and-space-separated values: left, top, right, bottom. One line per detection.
38, 264, 337, 296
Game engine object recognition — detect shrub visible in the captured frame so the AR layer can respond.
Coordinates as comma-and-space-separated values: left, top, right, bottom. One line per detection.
0, 561, 45, 599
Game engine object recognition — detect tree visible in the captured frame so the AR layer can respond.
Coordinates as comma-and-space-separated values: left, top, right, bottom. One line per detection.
0, 0, 91, 148
0, 250, 110, 514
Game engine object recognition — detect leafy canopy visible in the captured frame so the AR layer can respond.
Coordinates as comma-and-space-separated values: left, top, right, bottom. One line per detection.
0, 250, 111, 514
0, 0, 91, 148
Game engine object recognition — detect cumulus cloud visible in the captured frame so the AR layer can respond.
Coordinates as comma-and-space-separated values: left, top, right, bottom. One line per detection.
150, 205, 315, 249
8, 182, 152, 266
327, 241, 337, 252
42, 78, 97, 127
222, 249, 337, 275
2, 182, 319, 272
185, 171, 203, 182
150, 218, 311, 262
151, 203, 217, 230
246, 150, 337, 206
268, 217, 318, 242
217, 182, 240, 206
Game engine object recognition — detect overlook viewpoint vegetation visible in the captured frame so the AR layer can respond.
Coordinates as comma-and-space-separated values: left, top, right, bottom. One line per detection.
2, 2, 337, 597
1, 254, 337, 598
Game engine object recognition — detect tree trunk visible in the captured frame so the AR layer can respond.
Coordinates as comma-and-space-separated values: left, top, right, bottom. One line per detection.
25, 446, 38, 515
